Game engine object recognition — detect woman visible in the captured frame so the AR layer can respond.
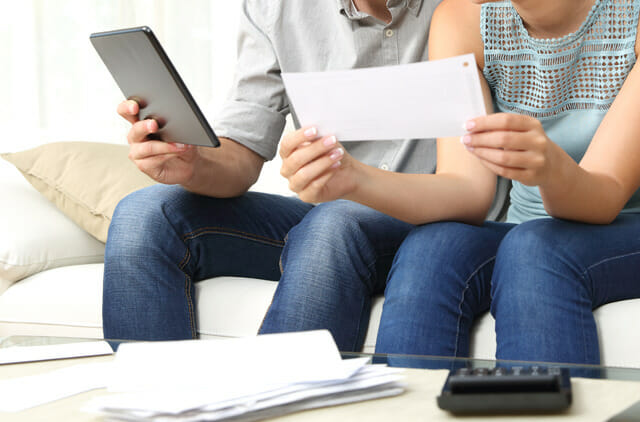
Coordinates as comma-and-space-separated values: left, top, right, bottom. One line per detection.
373, 0, 640, 365
263, 0, 640, 365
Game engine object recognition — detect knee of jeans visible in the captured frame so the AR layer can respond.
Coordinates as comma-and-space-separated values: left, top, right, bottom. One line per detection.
285, 200, 369, 251
491, 219, 582, 303
107, 185, 182, 254
393, 221, 484, 272
495, 219, 563, 267
385, 222, 478, 300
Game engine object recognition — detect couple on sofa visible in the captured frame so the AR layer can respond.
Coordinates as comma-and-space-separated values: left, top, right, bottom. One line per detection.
103, 0, 640, 366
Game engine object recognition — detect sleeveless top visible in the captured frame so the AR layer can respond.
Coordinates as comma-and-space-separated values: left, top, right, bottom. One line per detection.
481, 0, 640, 223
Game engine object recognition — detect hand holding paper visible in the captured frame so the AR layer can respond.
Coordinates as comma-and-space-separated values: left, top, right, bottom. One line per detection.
282, 54, 486, 141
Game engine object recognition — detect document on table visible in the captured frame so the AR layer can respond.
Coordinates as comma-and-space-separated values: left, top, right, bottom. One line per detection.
84, 330, 406, 421
282, 54, 486, 141
0, 340, 113, 365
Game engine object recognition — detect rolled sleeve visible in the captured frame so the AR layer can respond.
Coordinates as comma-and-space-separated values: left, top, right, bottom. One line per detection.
213, 0, 288, 161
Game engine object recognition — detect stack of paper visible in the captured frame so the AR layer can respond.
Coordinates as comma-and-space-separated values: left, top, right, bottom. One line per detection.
85, 330, 405, 421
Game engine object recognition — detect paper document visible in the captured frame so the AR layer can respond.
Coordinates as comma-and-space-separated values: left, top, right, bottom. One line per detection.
0, 340, 113, 365
85, 330, 405, 421
282, 54, 486, 141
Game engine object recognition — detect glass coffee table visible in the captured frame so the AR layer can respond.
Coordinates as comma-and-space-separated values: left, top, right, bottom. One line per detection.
1, 336, 639, 421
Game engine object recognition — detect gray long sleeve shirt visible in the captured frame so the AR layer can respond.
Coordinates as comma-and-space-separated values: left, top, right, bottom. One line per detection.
214, 0, 509, 220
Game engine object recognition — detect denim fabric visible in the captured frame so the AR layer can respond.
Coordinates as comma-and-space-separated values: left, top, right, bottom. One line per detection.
259, 200, 414, 352
102, 184, 313, 341
375, 215, 640, 365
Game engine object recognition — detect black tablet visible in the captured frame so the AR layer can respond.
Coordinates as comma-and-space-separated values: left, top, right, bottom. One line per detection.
90, 26, 220, 148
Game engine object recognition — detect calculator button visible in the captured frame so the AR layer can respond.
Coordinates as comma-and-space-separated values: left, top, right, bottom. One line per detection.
472, 368, 490, 376
494, 367, 508, 376
456, 368, 472, 376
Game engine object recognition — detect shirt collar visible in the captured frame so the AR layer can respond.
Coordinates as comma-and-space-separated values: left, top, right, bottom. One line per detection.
336, 0, 423, 18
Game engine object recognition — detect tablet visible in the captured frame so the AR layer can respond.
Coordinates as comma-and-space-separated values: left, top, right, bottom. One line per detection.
90, 26, 220, 148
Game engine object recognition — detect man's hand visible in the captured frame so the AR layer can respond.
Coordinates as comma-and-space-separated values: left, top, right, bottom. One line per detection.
279, 127, 360, 203
118, 99, 200, 185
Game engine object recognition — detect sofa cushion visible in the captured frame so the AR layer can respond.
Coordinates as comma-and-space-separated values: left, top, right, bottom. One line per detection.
0, 159, 106, 294
194, 277, 384, 353
0, 264, 104, 338
1, 262, 639, 367
1, 141, 156, 243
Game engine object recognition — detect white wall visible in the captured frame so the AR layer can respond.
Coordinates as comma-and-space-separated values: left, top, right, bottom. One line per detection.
0, 0, 240, 151
0, 0, 290, 195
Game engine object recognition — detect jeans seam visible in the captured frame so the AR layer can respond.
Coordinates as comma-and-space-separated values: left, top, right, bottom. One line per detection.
182, 227, 285, 247
178, 248, 197, 339
582, 251, 640, 293
279, 233, 289, 274
352, 293, 369, 351
579, 297, 591, 363
453, 256, 496, 358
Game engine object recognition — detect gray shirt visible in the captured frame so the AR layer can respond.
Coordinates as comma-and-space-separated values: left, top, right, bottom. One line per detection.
214, 0, 509, 220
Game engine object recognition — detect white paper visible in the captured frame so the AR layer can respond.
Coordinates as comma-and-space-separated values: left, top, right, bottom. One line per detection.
0, 340, 113, 365
84, 330, 406, 421
0, 362, 111, 412
282, 54, 486, 141
107, 330, 350, 393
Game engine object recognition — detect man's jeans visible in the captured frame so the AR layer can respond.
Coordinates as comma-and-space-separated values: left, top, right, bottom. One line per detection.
375, 216, 640, 365
103, 184, 313, 341
103, 184, 413, 350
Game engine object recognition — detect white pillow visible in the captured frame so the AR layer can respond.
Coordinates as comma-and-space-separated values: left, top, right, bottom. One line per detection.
0, 159, 105, 295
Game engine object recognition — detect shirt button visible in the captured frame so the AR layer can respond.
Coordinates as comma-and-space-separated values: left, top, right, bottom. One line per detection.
380, 163, 390, 171
385, 29, 394, 38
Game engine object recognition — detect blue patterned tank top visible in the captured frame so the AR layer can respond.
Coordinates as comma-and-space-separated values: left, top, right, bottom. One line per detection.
481, 0, 640, 223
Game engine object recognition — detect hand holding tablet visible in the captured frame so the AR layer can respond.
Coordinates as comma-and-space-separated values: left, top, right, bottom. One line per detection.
90, 26, 220, 148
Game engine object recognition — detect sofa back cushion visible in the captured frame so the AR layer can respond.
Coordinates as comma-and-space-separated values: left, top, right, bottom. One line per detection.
2, 142, 156, 243
0, 142, 155, 292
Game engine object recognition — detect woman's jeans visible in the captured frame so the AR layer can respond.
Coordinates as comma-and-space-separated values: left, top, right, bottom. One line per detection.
103, 184, 413, 350
375, 216, 640, 365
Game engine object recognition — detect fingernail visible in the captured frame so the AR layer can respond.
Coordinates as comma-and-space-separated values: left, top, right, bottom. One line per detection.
304, 127, 317, 138
464, 120, 476, 130
175, 143, 186, 150
323, 136, 337, 147
330, 148, 344, 160
461, 135, 471, 145
147, 120, 155, 131
129, 104, 136, 114
331, 161, 342, 169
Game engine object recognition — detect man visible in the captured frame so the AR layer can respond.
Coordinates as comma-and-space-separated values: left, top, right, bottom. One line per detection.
103, 0, 506, 350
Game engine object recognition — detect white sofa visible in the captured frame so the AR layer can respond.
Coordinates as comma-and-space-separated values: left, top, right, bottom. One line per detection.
1, 156, 640, 368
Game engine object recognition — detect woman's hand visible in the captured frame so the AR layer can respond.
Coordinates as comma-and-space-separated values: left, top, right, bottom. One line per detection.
279, 127, 360, 203
461, 113, 563, 187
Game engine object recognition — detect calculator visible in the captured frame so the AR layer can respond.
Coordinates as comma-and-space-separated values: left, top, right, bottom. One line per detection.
437, 366, 572, 414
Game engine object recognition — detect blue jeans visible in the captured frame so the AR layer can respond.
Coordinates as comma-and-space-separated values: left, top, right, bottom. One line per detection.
259, 200, 414, 351
103, 184, 313, 341
103, 185, 413, 349
375, 215, 640, 365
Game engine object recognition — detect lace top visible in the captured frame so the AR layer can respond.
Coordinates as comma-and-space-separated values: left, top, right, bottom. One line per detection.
481, 0, 640, 223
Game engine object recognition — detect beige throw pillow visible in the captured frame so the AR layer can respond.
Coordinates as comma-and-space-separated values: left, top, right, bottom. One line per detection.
1, 142, 156, 243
